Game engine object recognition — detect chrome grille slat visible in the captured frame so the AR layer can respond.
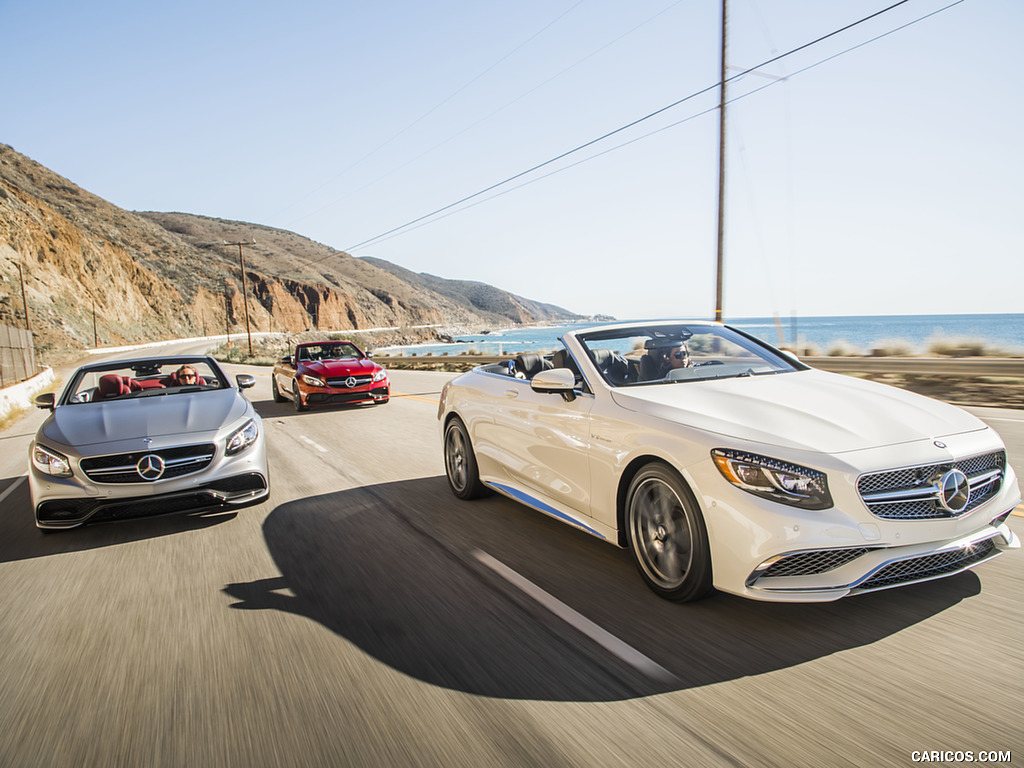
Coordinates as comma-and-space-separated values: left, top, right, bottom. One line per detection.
857, 451, 1005, 520
80, 444, 216, 484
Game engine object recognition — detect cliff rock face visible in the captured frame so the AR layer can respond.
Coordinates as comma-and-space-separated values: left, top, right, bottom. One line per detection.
0, 143, 580, 362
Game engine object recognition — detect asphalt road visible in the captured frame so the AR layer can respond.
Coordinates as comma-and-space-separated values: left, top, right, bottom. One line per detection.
1, 345, 1021, 767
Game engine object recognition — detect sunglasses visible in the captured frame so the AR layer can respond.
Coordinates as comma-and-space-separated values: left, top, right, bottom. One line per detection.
672, 351, 689, 360
180, 373, 197, 380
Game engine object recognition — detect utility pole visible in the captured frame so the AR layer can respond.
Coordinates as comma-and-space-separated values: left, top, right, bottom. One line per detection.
224, 240, 256, 355
91, 296, 98, 347
714, 0, 727, 323
16, 261, 30, 333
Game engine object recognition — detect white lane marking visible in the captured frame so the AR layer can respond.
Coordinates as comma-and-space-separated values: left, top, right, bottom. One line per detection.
474, 550, 679, 685
0, 476, 27, 506
299, 436, 328, 453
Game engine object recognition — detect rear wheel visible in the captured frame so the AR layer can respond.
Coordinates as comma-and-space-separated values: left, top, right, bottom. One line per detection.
626, 463, 713, 602
292, 381, 308, 412
443, 417, 486, 499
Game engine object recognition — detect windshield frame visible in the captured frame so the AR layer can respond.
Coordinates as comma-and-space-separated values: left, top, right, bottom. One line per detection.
573, 322, 806, 388
60, 355, 231, 406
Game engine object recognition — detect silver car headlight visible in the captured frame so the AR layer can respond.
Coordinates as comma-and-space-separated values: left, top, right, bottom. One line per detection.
711, 449, 832, 510
302, 375, 326, 388
225, 419, 259, 456
32, 443, 73, 478
373, 368, 387, 383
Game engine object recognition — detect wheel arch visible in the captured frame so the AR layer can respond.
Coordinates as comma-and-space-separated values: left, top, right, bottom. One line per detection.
615, 455, 700, 548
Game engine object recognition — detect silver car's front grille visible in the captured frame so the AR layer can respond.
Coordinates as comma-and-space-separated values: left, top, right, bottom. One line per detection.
80, 444, 216, 483
857, 451, 1005, 520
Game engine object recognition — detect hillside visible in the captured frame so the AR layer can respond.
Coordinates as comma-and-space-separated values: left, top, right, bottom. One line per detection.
0, 143, 582, 364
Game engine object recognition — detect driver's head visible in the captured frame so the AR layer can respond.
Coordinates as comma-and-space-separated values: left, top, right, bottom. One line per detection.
667, 343, 690, 369
176, 365, 198, 383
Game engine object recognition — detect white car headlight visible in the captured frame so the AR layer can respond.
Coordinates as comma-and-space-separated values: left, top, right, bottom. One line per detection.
373, 368, 387, 383
302, 375, 326, 388
32, 444, 73, 478
712, 449, 832, 510
226, 419, 259, 456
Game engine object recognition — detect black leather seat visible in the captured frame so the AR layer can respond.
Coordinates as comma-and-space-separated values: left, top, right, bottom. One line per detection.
639, 353, 662, 381
590, 349, 630, 385
514, 353, 554, 379
549, 349, 581, 378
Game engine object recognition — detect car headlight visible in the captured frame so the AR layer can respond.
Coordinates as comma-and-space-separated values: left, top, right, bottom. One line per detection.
302, 375, 326, 387
225, 419, 259, 456
711, 449, 832, 510
32, 443, 73, 478
373, 368, 387, 383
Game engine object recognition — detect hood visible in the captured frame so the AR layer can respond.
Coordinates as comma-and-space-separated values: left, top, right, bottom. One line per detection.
610, 369, 987, 454
301, 358, 378, 376
43, 389, 250, 447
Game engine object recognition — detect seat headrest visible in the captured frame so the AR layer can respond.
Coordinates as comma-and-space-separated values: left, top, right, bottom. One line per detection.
514, 353, 553, 378
98, 374, 131, 398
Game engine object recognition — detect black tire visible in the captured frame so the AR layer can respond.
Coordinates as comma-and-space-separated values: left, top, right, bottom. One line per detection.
443, 417, 487, 500
625, 463, 713, 602
292, 381, 308, 412
271, 374, 287, 403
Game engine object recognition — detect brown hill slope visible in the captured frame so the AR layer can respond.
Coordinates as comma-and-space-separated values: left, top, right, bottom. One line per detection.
0, 143, 581, 364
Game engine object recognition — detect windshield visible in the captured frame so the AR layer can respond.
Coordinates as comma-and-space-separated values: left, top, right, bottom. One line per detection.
63, 358, 227, 404
297, 342, 363, 361
576, 323, 803, 387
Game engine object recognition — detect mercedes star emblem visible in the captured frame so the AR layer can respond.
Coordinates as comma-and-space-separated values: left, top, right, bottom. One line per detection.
137, 454, 166, 481
938, 468, 970, 513
345, 376, 357, 388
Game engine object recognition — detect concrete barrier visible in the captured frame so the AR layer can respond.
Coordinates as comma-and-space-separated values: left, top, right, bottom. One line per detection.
0, 367, 55, 420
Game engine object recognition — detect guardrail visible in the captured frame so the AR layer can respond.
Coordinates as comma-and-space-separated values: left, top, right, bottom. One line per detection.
374, 354, 1024, 376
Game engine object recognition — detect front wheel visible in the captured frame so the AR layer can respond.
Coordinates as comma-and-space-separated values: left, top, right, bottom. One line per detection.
443, 417, 487, 500
626, 463, 713, 602
292, 381, 308, 412
271, 374, 287, 403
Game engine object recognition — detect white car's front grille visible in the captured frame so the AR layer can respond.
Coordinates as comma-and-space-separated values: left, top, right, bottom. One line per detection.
857, 451, 1005, 520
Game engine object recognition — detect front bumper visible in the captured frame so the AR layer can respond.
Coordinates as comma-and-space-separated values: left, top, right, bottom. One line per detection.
741, 509, 1019, 602
302, 385, 389, 406
31, 432, 270, 530
35, 473, 269, 528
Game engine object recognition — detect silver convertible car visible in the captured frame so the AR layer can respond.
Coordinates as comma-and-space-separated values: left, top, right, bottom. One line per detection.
30, 355, 269, 530
439, 321, 1020, 602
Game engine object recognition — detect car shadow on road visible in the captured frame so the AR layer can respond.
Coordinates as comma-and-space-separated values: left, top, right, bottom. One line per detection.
226, 476, 981, 702
0, 475, 239, 563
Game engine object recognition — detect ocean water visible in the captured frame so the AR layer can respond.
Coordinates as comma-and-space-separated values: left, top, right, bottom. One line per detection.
381, 314, 1024, 357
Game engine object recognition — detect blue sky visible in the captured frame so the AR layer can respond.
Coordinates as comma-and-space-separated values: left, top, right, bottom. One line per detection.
2, 0, 1021, 321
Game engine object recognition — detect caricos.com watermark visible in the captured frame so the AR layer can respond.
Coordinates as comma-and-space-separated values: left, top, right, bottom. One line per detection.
911, 751, 1012, 763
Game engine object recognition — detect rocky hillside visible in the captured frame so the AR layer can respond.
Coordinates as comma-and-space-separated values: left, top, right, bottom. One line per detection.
0, 143, 581, 363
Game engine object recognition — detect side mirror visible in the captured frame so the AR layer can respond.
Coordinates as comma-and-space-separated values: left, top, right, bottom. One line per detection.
530, 368, 577, 402
279, 355, 291, 364
34, 392, 56, 411
236, 374, 256, 390
778, 349, 801, 363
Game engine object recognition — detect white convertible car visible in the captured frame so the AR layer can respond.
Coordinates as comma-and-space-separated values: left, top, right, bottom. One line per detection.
438, 321, 1020, 603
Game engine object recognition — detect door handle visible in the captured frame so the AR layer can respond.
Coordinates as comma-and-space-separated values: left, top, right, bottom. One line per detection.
504, 389, 519, 399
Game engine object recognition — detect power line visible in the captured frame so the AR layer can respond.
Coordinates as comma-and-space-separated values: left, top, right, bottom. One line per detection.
285, 0, 688, 231
339, 0, 923, 255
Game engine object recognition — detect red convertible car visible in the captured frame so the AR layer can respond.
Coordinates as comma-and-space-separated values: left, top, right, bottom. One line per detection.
272, 341, 389, 411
